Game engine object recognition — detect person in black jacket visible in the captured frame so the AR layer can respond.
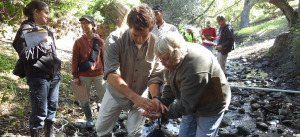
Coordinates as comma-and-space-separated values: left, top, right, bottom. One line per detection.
12, 1, 61, 137
215, 15, 234, 73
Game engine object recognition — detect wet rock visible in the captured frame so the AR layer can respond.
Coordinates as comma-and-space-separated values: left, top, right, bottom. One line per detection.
256, 117, 263, 122
270, 115, 285, 120
244, 81, 252, 85
231, 101, 242, 107
231, 87, 241, 93
229, 128, 239, 134
249, 111, 262, 118
237, 119, 256, 135
271, 92, 282, 98
251, 103, 261, 110
228, 105, 238, 110
263, 103, 274, 109
238, 108, 245, 114
256, 122, 268, 130
221, 116, 232, 126
242, 58, 247, 62
276, 124, 286, 134
279, 109, 288, 115
282, 120, 292, 126
256, 63, 263, 68
281, 83, 286, 86
114, 128, 127, 137
262, 61, 270, 66
256, 100, 265, 105
265, 97, 275, 102
218, 128, 230, 136
257, 91, 267, 96
227, 76, 238, 82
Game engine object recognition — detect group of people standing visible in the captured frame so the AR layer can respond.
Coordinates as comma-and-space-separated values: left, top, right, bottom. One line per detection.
13, 1, 232, 137
185, 15, 235, 74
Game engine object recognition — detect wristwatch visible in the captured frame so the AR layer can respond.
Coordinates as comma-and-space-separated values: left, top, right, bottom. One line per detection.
153, 96, 161, 101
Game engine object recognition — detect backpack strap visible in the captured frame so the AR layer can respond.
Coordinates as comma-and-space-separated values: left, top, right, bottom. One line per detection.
78, 38, 101, 72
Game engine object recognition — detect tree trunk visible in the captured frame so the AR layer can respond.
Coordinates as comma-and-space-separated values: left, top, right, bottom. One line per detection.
269, 0, 299, 27
298, 0, 300, 17
240, 0, 255, 29
240, 0, 268, 29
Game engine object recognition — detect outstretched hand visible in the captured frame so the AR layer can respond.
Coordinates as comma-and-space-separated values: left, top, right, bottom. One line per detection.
152, 98, 169, 113
133, 96, 156, 112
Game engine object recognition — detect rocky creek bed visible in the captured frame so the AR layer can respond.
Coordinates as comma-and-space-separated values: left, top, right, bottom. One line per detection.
50, 48, 300, 137
1, 30, 299, 136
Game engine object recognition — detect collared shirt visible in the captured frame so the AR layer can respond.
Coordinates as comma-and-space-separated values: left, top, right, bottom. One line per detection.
104, 27, 163, 110
201, 27, 217, 46
151, 22, 178, 37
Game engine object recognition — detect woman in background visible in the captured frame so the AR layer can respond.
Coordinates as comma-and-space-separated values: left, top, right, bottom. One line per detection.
71, 15, 106, 129
12, 1, 61, 137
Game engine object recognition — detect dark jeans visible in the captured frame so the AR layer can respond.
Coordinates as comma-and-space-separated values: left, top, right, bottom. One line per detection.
27, 74, 61, 130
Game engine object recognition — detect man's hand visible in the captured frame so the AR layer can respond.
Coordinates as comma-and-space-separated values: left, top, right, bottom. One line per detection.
74, 78, 81, 86
201, 35, 206, 39
216, 45, 223, 50
153, 98, 169, 113
141, 112, 162, 120
133, 96, 156, 112
45, 36, 53, 46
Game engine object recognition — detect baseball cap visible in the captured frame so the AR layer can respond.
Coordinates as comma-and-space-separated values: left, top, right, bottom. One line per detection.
185, 25, 191, 30
206, 20, 211, 25
152, 4, 163, 12
216, 15, 225, 22
79, 14, 95, 24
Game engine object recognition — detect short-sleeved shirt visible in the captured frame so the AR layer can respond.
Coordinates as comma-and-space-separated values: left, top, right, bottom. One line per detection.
104, 27, 163, 110
151, 22, 178, 37
201, 27, 217, 46
184, 32, 196, 43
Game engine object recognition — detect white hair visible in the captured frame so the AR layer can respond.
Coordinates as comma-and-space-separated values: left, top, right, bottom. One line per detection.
154, 32, 188, 64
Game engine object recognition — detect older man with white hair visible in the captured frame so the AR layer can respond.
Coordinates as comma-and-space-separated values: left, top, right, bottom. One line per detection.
142, 32, 231, 137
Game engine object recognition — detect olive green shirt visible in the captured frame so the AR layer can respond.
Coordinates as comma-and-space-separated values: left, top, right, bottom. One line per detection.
161, 44, 231, 118
104, 27, 163, 110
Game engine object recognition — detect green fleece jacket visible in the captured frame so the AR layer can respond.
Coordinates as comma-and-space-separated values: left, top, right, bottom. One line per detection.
161, 43, 231, 118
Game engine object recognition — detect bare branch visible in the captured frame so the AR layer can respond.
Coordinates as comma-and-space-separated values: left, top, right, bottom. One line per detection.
188, 0, 216, 24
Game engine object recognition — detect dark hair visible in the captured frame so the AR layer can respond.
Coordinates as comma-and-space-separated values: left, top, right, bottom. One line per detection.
23, 1, 48, 21
217, 15, 225, 22
127, 4, 155, 31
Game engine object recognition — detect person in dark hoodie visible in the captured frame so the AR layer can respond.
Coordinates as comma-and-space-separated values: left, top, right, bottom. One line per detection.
12, 1, 61, 137
215, 15, 234, 73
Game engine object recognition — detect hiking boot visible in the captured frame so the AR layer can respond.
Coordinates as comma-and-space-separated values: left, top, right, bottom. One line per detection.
44, 122, 55, 137
30, 129, 39, 137
81, 104, 95, 129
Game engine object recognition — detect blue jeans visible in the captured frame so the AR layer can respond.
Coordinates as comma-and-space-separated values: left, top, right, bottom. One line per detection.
27, 74, 61, 130
203, 45, 214, 53
179, 113, 224, 137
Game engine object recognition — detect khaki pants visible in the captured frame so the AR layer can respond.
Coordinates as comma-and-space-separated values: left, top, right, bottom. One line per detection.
217, 52, 228, 73
78, 75, 106, 106
95, 91, 145, 137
